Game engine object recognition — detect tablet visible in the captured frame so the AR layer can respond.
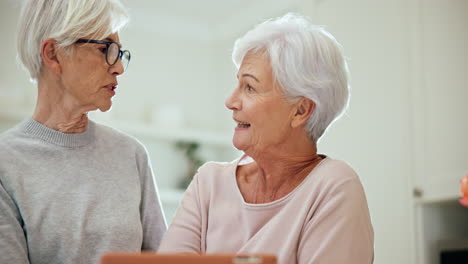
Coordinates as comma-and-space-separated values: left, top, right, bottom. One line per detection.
101, 253, 277, 264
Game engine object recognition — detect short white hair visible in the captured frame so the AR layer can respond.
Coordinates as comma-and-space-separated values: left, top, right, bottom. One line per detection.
232, 13, 350, 142
17, 0, 129, 82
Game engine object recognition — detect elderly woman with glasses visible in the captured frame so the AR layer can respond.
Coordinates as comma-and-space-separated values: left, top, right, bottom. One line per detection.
0, 1, 166, 263
158, 13, 374, 264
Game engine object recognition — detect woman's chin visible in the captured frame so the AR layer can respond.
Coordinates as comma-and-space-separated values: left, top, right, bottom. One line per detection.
98, 103, 112, 112
232, 138, 247, 151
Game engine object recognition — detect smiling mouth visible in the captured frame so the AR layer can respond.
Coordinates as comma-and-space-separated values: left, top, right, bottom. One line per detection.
237, 122, 251, 128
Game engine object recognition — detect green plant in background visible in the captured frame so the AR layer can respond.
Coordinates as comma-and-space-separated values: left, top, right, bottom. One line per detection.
175, 141, 204, 189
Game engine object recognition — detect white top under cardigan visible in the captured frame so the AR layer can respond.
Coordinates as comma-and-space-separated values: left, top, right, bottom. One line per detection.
159, 156, 374, 264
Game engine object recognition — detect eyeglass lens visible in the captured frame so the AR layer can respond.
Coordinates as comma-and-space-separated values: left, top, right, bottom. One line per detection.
107, 43, 130, 69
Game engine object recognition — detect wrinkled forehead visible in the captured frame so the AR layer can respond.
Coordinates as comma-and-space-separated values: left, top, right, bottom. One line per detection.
239, 52, 273, 79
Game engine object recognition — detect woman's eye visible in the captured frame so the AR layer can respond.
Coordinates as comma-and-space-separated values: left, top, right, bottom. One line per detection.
99, 47, 107, 54
245, 84, 255, 92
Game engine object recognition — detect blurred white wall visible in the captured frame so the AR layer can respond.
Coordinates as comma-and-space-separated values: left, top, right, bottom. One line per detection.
1, 1, 467, 264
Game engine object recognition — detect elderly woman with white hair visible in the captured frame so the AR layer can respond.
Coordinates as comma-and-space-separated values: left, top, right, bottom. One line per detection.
0, 0, 166, 263
158, 13, 374, 263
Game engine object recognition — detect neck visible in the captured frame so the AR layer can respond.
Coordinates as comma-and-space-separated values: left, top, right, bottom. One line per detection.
246, 131, 322, 190
33, 77, 95, 133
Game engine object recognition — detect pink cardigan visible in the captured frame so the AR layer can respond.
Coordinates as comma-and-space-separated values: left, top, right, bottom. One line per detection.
158, 156, 374, 264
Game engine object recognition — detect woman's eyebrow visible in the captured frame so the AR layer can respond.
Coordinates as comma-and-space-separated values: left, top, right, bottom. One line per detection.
104, 37, 122, 48
237, 73, 260, 83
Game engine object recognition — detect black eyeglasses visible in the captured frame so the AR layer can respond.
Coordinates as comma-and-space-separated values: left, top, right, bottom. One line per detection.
75, 39, 131, 70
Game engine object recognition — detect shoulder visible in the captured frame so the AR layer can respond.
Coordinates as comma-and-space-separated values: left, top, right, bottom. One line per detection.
93, 121, 137, 143
0, 123, 35, 180
308, 157, 366, 200
315, 157, 360, 184
93, 122, 154, 179
92, 121, 147, 154
191, 158, 239, 187
184, 158, 240, 206
0, 125, 17, 142
197, 159, 238, 174
301, 157, 371, 221
0, 122, 29, 155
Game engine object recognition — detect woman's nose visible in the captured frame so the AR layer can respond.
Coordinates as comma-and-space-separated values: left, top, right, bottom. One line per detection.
225, 89, 240, 111
110, 59, 125, 76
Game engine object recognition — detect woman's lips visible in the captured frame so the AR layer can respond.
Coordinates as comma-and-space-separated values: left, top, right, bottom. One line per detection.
104, 84, 117, 95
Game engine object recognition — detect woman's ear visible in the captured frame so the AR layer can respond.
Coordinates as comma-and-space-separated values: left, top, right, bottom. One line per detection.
41, 38, 62, 75
291, 97, 315, 128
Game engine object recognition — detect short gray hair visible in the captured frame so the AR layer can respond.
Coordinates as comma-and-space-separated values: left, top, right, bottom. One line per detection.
232, 13, 350, 142
17, 0, 129, 82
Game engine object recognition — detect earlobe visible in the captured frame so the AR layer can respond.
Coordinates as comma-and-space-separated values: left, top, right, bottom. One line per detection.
41, 38, 62, 75
291, 98, 315, 128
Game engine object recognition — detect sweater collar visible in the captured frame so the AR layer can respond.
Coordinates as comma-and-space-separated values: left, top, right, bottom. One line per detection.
19, 118, 95, 147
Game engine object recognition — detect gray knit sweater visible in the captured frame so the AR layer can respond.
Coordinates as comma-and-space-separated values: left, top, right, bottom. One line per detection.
0, 118, 167, 264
